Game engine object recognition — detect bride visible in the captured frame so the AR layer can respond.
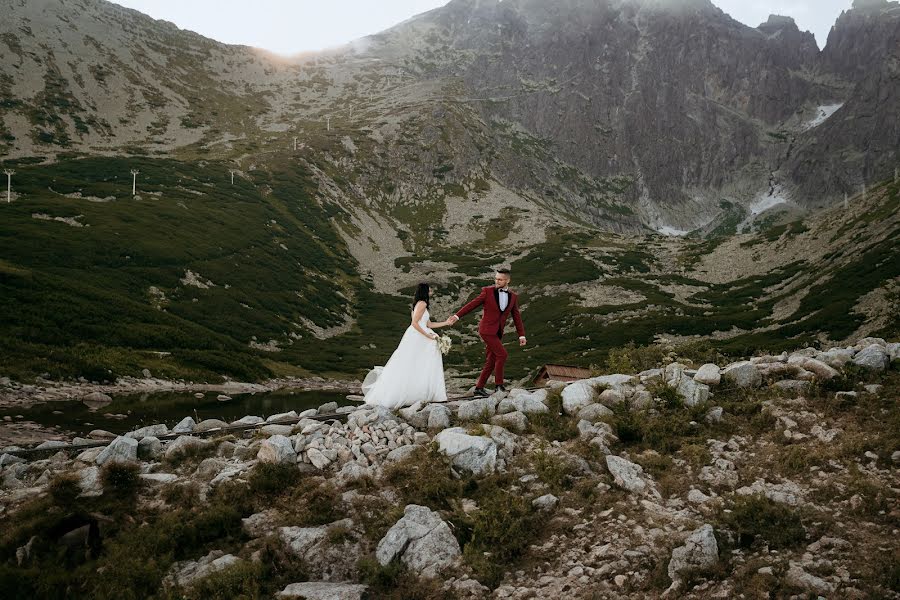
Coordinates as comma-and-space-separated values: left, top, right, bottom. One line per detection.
363, 283, 451, 409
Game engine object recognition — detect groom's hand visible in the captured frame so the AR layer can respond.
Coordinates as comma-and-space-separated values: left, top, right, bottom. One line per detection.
448, 315, 459, 325
519, 336, 527, 347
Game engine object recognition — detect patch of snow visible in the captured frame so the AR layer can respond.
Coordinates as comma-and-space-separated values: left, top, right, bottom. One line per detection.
656, 226, 690, 237
803, 103, 843, 130
749, 187, 792, 216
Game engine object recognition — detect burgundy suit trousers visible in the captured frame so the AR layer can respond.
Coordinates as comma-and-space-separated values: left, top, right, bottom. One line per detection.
477, 332, 508, 387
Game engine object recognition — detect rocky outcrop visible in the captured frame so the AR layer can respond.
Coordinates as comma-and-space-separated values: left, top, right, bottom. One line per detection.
376, 505, 461, 577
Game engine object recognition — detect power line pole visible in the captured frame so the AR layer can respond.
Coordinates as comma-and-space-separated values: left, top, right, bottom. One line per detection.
230, 169, 237, 185
325, 115, 331, 131
3, 169, 13, 203
131, 169, 140, 196
293, 136, 298, 151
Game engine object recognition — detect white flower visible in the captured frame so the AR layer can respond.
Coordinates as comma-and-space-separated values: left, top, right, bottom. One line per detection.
437, 335, 452, 355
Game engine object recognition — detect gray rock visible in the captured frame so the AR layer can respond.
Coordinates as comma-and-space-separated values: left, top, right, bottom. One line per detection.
164, 550, 241, 589
165, 435, 211, 460
668, 524, 719, 582
675, 377, 710, 407
307, 448, 332, 470
773, 379, 809, 392
722, 361, 762, 388
82, 391, 112, 407
138, 436, 162, 460
35, 440, 67, 450
232, 415, 264, 426
172, 417, 196, 433
278, 519, 361, 581
693, 364, 721, 385
0, 453, 25, 467
606, 455, 657, 496
561, 381, 595, 415
266, 411, 299, 423
852, 344, 891, 371
433, 427, 497, 475
386, 445, 418, 463
195, 419, 229, 432
787, 356, 839, 380
785, 562, 836, 595
276, 582, 367, 600
427, 405, 452, 429
87, 429, 117, 440
457, 397, 497, 421
242, 509, 282, 538
490, 411, 528, 433
597, 388, 625, 406
299, 409, 318, 418
78, 466, 102, 496
142, 368, 152, 378
260, 424, 294, 437
126, 423, 168, 440
577, 403, 613, 422
705, 407, 724, 424
816, 348, 854, 367
532, 494, 559, 511
140, 473, 179, 485
95, 436, 138, 466
887, 342, 900, 362
318, 402, 339, 414
376, 504, 461, 577
258, 435, 297, 465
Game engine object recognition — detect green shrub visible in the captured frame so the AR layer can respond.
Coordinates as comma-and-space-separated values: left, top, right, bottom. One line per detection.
357, 558, 450, 599
100, 461, 141, 498
248, 462, 300, 496
527, 388, 578, 442
720, 494, 806, 549
383, 446, 463, 511
48, 474, 82, 508
181, 561, 265, 600
604, 342, 666, 374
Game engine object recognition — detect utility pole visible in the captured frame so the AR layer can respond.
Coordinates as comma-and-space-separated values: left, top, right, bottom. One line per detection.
131, 169, 140, 196
293, 136, 298, 151
325, 115, 331, 131
843, 192, 849, 210
3, 169, 13, 203
230, 169, 237, 185
895, 167, 898, 183
862, 182, 867, 201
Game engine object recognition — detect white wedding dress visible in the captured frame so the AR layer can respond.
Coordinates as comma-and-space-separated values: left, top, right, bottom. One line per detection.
362, 308, 448, 409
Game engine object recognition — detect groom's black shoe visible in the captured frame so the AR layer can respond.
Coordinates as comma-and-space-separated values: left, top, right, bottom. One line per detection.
495, 385, 508, 393
473, 387, 490, 398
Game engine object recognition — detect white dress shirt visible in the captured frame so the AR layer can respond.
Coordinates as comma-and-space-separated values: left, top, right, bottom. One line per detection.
498, 288, 509, 311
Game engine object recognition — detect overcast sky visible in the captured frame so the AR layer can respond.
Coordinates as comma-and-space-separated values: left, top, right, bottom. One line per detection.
111, 0, 853, 55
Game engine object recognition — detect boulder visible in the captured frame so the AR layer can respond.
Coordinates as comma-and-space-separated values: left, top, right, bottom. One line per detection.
532, 494, 559, 511
674, 377, 710, 407
667, 524, 719, 582
82, 392, 112, 408
232, 416, 264, 426
497, 391, 549, 415
490, 411, 528, 433
577, 403, 613, 422
852, 344, 891, 371
606, 455, 658, 497
95, 436, 138, 466
785, 562, 836, 595
816, 348, 854, 367
164, 550, 241, 589
279, 519, 362, 581
318, 402, 339, 414
561, 381, 595, 415
693, 364, 721, 386
266, 411, 299, 423
457, 397, 497, 421
427, 405, 452, 429
306, 448, 332, 470
126, 424, 168, 440
376, 504, 461, 578
258, 435, 297, 465
172, 417, 196, 433
137, 436, 162, 460
260, 424, 294, 437
242, 509, 282, 538
722, 362, 762, 388
597, 389, 626, 407
277, 582, 367, 600
433, 428, 497, 476
386, 445, 418, 463
165, 435, 211, 460
87, 429, 117, 440
77, 466, 102, 497
36, 440, 67, 450
787, 356, 839, 380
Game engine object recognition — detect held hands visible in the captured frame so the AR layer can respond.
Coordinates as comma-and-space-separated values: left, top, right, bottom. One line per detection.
447, 315, 459, 326
519, 337, 527, 347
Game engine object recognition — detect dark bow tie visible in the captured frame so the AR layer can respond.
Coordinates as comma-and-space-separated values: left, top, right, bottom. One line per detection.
498, 288, 509, 293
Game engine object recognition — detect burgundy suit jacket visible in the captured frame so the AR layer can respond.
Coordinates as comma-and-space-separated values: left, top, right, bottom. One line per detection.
456, 286, 525, 338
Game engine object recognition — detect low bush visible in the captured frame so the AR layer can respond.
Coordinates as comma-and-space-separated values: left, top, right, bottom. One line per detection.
719, 494, 806, 549
48, 474, 82, 508
383, 446, 463, 511
248, 462, 300, 496
100, 461, 141, 498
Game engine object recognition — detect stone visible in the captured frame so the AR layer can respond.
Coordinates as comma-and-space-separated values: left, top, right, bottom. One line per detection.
577, 403, 613, 422
165, 550, 241, 589
138, 436, 162, 460
490, 411, 527, 433
87, 429, 117, 440
140, 473, 178, 485
260, 424, 294, 437
276, 582, 367, 600
787, 356, 839, 380
852, 344, 891, 371
561, 381, 595, 415
693, 364, 721, 385
232, 415, 264, 426
606, 455, 657, 496
243, 509, 282, 538
278, 519, 362, 581
457, 397, 496, 421
773, 379, 809, 392
82, 391, 112, 407
597, 389, 625, 406
95, 436, 138, 466
722, 361, 762, 388
78, 466, 102, 496
318, 402, 339, 414
687, 489, 711, 504
258, 435, 297, 464
195, 419, 229, 432
705, 407, 723, 424
126, 424, 168, 440
35, 440, 67, 450
172, 417, 196, 433
887, 342, 900, 362
217, 394, 232, 401
142, 368, 152, 378
165, 435, 211, 460
667, 525, 719, 582
785, 562, 836, 595
386, 445, 418, 463
0, 453, 24, 467
376, 504, 461, 577
674, 377, 710, 407
266, 411, 299, 423
433, 428, 497, 476
427, 405, 451, 429
629, 390, 653, 410
532, 494, 559, 511
307, 447, 332, 469
816, 348, 854, 367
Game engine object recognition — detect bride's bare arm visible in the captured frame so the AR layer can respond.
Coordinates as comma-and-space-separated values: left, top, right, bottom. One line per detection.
427, 318, 450, 329
412, 301, 438, 340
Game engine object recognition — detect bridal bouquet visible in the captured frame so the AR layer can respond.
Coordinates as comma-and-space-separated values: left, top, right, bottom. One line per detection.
437, 334, 452, 355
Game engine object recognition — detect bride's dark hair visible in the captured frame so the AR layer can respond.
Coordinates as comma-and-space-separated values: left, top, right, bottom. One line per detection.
412, 283, 430, 308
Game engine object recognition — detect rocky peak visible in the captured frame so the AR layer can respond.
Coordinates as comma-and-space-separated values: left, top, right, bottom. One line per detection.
757, 14, 800, 33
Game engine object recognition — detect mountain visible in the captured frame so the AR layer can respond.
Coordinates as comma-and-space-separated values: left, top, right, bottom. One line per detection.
0, 0, 897, 384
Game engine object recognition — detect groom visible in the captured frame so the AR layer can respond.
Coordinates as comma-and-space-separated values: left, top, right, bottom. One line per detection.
449, 268, 526, 397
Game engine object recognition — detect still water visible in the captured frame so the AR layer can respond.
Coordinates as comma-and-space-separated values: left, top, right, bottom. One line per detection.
1, 389, 357, 439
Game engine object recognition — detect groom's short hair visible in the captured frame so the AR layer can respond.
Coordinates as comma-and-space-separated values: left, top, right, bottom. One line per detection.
496, 268, 511, 275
